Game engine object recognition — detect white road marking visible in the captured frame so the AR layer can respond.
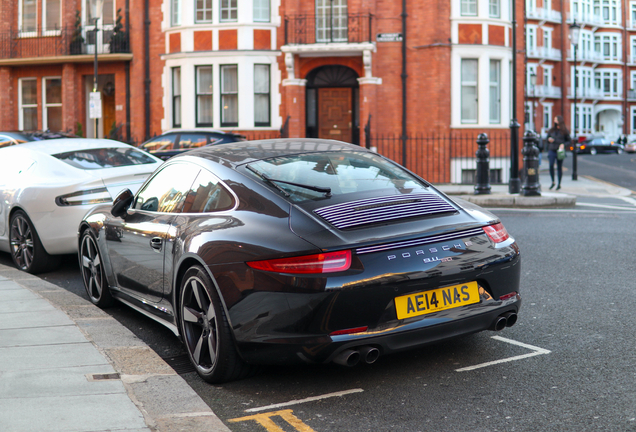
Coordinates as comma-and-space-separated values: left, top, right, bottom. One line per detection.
575, 202, 636, 211
244, 389, 364, 413
616, 196, 636, 206
455, 336, 551, 372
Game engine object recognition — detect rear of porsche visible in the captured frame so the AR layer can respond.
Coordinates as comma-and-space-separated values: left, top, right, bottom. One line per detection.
222, 152, 521, 367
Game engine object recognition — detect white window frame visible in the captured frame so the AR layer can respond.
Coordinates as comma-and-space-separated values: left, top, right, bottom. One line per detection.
461, 0, 478, 16
195, 0, 213, 23
19, 0, 38, 35
254, 0, 270, 22
460, 58, 479, 124
254, 64, 270, 127
630, 1, 636, 28
42, 77, 62, 131
542, 102, 553, 135
542, 27, 552, 50
172, 67, 181, 128
43, 0, 62, 34
525, 101, 535, 131
489, 0, 500, 18
595, 68, 621, 97
630, 105, 636, 135
595, 32, 621, 62
573, 103, 594, 135
172, 0, 181, 26
542, 65, 553, 87
527, 25, 537, 52
196, 65, 213, 127
220, 64, 239, 127
220, 0, 238, 22
527, 63, 538, 91
18, 78, 38, 131
489, 59, 500, 124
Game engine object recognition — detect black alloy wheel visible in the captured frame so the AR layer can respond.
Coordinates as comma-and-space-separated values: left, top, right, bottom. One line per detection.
80, 229, 113, 307
179, 266, 253, 383
9, 210, 59, 274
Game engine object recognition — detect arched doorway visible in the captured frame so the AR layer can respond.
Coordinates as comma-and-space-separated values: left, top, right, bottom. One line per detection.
306, 65, 359, 144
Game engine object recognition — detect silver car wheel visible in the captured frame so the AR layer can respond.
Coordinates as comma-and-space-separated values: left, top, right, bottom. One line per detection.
9, 213, 34, 271
181, 274, 219, 373
80, 230, 113, 307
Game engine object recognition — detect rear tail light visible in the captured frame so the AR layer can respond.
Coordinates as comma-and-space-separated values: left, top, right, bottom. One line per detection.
330, 326, 368, 336
499, 292, 517, 301
483, 223, 509, 243
55, 187, 112, 207
247, 250, 352, 274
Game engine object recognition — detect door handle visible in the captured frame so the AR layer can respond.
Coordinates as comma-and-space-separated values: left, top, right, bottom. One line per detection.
150, 237, 163, 251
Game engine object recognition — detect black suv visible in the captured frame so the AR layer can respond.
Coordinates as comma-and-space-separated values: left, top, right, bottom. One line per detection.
140, 129, 246, 160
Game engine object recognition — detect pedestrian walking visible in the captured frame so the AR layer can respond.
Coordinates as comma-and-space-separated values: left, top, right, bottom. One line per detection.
546, 115, 571, 190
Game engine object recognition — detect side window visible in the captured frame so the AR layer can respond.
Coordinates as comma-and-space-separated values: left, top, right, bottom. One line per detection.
178, 134, 208, 150
134, 163, 200, 213
142, 134, 177, 152
182, 169, 234, 213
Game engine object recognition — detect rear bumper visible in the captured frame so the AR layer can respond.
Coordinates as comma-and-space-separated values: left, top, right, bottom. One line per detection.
235, 296, 521, 365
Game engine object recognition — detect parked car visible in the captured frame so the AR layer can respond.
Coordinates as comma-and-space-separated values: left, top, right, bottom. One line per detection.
140, 128, 246, 160
0, 139, 162, 274
625, 141, 636, 153
0, 131, 78, 149
0, 132, 32, 148
575, 137, 624, 155
79, 138, 522, 383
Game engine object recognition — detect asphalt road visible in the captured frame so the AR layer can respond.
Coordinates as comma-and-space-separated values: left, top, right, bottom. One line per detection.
562, 150, 636, 192
2, 153, 636, 431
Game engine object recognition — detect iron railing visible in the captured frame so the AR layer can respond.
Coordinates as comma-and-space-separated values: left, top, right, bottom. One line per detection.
370, 132, 513, 185
0, 26, 130, 59
284, 14, 373, 45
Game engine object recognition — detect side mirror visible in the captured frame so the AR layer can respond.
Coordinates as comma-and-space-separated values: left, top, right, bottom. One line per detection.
111, 189, 134, 218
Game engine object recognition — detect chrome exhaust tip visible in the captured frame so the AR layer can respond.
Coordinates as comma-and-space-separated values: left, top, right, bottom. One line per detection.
490, 315, 507, 331
332, 349, 361, 367
503, 312, 518, 327
359, 346, 380, 364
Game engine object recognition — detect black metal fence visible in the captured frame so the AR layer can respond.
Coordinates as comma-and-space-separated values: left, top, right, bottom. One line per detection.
284, 14, 373, 45
0, 26, 130, 59
370, 132, 512, 184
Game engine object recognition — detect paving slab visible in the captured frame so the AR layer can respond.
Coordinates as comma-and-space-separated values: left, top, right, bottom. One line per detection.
0, 393, 149, 432
0, 297, 56, 314
0, 308, 74, 330
0, 325, 86, 348
0, 342, 109, 372
0, 364, 124, 399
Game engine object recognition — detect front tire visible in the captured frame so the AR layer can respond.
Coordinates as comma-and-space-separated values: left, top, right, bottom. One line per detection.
9, 210, 60, 274
590, 148, 597, 155
179, 266, 253, 383
80, 229, 113, 307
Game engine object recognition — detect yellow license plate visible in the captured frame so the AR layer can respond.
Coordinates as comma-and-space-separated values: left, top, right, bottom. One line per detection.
395, 281, 480, 320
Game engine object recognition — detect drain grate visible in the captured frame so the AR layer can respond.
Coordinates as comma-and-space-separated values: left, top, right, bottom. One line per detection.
161, 354, 197, 375
87, 373, 121, 381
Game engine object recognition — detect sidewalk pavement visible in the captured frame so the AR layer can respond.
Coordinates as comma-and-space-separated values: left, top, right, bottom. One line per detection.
0, 263, 231, 432
437, 169, 633, 208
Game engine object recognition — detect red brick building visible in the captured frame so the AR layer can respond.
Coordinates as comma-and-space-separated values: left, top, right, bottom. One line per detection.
1, 0, 527, 183
0, 0, 164, 143
526, 0, 636, 142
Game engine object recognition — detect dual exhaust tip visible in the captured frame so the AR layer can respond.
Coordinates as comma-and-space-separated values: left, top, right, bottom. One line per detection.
490, 311, 518, 331
333, 312, 518, 367
333, 346, 380, 367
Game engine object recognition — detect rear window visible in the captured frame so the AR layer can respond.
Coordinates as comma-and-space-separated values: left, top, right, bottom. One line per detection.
54, 147, 157, 170
245, 151, 428, 202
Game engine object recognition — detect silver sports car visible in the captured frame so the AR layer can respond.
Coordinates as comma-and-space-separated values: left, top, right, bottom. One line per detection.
0, 138, 162, 273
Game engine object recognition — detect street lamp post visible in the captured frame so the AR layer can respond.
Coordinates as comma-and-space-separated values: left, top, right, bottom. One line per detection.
509, 0, 521, 194
91, 0, 104, 139
570, 20, 581, 181
530, 73, 537, 132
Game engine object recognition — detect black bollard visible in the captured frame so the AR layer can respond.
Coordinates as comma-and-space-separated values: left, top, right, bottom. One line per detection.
474, 133, 491, 195
520, 130, 541, 196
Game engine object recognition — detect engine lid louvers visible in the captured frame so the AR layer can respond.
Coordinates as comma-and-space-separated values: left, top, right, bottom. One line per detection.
314, 193, 457, 230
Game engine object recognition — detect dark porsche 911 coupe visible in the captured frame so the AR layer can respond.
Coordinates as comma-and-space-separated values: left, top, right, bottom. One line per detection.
78, 139, 521, 383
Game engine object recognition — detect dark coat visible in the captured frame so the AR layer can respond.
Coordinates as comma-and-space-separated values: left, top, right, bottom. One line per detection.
546, 128, 571, 152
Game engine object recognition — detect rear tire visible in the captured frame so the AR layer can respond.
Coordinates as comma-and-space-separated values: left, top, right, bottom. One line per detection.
9, 210, 60, 274
79, 229, 113, 307
178, 266, 254, 383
